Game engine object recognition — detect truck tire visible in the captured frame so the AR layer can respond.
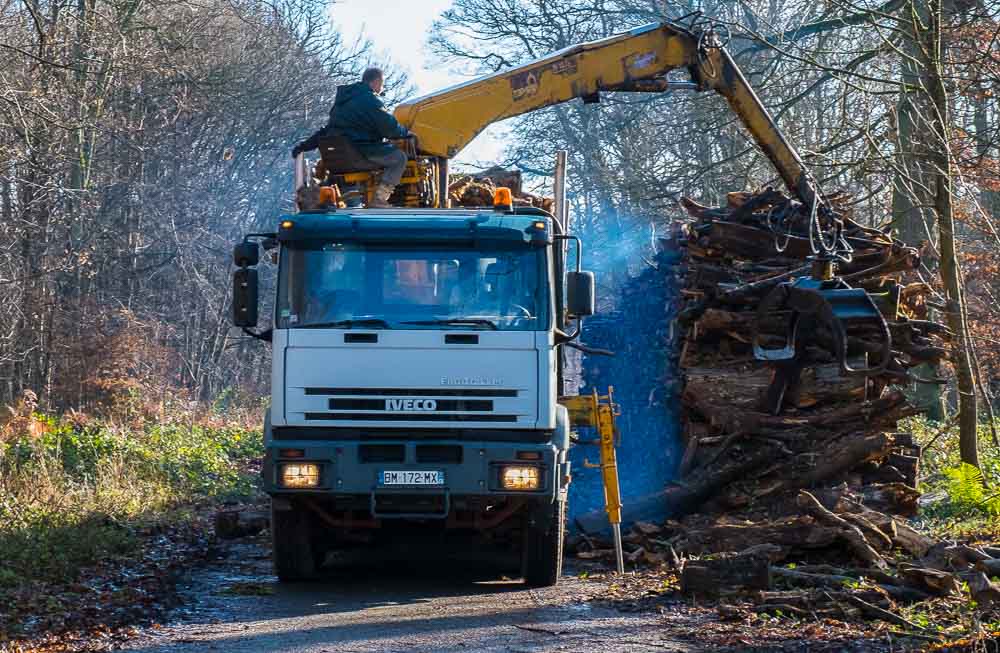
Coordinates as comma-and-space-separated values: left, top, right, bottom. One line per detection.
522, 497, 566, 587
271, 502, 318, 582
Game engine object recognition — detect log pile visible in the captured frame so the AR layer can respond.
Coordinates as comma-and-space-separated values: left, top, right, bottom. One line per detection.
575, 188, 1000, 628
668, 189, 940, 527
448, 168, 554, 213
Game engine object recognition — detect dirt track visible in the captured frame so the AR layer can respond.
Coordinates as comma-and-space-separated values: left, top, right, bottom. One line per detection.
122, 536, 699, 653
120, 534, 902, 653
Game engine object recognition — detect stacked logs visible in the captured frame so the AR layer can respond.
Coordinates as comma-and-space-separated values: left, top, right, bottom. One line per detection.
448, 168, 554, 213
576, 189, 1000, 626
670, 189, 939, 520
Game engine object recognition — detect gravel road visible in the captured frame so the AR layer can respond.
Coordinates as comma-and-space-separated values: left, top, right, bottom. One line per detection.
122, 535, 698, 653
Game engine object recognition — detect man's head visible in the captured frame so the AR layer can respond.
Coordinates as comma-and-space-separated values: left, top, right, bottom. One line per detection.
362, 67, 384, 95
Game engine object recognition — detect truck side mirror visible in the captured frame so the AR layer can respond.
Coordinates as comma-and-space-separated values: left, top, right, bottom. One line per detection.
233, 242, 259, 267
232, 268, 259, 327
566, 270, 595, 317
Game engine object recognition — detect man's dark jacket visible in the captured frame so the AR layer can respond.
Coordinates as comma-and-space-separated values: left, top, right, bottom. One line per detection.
296, 82, 409, 159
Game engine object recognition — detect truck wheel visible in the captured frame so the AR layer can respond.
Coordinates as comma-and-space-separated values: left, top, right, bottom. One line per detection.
271, 502, 317, 582
522, 497, 566, 587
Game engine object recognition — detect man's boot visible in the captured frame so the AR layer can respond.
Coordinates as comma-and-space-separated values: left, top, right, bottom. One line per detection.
370, 184, 393, 208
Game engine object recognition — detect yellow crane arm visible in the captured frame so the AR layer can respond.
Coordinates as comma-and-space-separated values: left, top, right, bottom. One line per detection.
394, 20, 815, 203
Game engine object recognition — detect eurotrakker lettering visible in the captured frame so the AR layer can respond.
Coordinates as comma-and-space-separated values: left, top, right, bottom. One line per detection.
440, 376, 505, 386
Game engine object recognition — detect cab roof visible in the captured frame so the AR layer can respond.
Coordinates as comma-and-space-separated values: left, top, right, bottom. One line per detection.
275, 207, 553, 245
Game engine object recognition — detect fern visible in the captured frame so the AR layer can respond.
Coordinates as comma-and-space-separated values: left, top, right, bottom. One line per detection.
944, 463, 985, 506
943, 463, 1000, 516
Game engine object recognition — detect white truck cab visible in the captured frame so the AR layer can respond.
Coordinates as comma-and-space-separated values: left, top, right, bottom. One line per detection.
232, 204, 596, 586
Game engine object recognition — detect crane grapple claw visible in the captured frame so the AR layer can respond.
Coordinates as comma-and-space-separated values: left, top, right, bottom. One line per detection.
753, 276, 891, 375
752, 274, 891, 414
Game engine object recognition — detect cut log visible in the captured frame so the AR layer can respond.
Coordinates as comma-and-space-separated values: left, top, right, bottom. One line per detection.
976, 559, 1000, 577
840, 502, 935, 557
684, 362, 866, 411
772, 566, 856, 588
674, 516, 841, 555
838, 513, 894, 551
898, 565, 961, 596
756, 432, 895, 498
681, 554, 772, 596
214, 509, 269, 539
587, 187, 950, 618
575, 442, 783, 532
858, 483, 921, 517
797, 491, 888, 569
968, 572, 1000, 608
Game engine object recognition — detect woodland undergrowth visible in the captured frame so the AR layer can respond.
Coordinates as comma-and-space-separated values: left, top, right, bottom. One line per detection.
0, 391, 264, 610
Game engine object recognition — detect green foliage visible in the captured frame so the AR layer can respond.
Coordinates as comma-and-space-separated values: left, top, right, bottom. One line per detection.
0, 413, 263, 591
942, 464, 1000, 516
907, 416, 1000, 534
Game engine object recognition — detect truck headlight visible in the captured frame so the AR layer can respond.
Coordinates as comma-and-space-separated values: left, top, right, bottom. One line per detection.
280, 463, 320, 488
500, 465, 540, 490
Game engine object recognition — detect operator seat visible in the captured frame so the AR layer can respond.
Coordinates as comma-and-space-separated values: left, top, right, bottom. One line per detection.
317, 135, 383, 177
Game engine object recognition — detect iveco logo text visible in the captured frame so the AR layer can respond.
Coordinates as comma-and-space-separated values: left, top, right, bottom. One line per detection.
441, 377, 504, 386
386, 399, 437, 411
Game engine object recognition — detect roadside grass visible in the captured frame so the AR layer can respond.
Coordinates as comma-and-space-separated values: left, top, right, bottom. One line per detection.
0, 401, 264, 612
908, 416, 1000, 540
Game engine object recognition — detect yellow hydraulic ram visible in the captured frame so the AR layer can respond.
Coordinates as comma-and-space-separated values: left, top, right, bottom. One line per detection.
559, 388, 625, 574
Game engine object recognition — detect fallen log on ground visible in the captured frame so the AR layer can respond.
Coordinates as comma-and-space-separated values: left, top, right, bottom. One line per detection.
215, 508, 269, 539
681, 553, 772, 596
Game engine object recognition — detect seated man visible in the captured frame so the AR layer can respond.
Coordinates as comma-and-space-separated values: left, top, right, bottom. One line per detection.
292, 68, 411, 208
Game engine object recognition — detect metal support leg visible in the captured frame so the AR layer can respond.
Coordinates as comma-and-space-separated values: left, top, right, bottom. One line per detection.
611, 523, 625, 575
596, 388, 624, 574
437, 157, 450, 208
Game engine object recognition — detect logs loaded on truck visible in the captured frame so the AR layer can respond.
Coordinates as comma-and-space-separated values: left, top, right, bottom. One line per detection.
573, 187, 1000, 629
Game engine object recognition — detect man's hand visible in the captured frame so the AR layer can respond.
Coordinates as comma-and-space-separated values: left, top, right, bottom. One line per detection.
291, 144, 305, 158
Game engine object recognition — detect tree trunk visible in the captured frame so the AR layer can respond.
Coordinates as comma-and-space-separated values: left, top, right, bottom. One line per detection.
894, 0, 945, 421
918, 0, 980, 468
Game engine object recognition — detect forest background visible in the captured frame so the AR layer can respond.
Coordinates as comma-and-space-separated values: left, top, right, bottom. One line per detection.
2, 0, 1000, 638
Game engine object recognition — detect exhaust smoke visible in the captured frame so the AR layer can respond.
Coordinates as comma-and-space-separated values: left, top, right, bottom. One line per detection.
566, 232, 683, 524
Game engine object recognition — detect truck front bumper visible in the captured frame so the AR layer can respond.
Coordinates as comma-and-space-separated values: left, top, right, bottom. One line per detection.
263, 440, 569, 507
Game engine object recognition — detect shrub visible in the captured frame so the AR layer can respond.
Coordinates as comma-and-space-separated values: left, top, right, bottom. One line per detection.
909, 416, 1000, 530
0, 411, 263, 591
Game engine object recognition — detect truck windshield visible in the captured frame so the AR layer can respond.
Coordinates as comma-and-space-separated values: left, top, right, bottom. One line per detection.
277, 242, 549, 331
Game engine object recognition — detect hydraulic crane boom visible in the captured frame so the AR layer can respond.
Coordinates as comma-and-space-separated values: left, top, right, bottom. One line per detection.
394, 20, 818, 205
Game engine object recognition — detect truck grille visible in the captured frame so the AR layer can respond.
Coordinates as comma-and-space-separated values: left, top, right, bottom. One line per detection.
359, 444, 405, 463
416, 445, 463, 464
305, 387, 517, 397
328, 399, 493, 412
272, 427, 551, 443
305, 413, 517, 422
303, 387, 520, 423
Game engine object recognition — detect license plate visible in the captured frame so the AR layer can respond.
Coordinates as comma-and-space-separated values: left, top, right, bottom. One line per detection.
379, 470, 444, 486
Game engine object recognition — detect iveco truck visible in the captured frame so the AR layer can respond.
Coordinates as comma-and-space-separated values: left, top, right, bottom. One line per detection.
231, 193, 595, 586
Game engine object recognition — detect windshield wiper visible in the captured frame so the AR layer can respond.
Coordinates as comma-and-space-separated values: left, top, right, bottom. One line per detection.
297, 318, 392, 329
401, 318, 499, 330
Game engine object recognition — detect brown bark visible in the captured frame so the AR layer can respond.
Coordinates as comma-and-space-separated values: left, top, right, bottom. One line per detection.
681, 554, 772, 596
214, 509, 269, 539
684, 362, 866, 411
797, 491, 888, 569
674, 516, 842, 555
919, 0, 980, 467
